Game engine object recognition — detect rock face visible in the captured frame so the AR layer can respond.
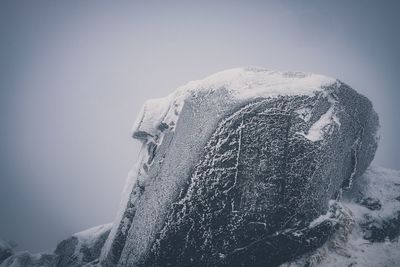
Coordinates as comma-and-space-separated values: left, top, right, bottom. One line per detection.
99, 68, 379, 266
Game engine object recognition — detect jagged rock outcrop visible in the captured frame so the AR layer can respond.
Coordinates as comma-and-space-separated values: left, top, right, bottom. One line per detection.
99, 68, 379, 266
0, 224, 111, 267
0, 251, 57, 267
0, 241, 14, 265
54, 223, 112, 266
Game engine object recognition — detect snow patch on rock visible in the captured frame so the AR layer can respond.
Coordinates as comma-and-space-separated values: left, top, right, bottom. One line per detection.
73, 223, 112, 249
296, 94, 340, 142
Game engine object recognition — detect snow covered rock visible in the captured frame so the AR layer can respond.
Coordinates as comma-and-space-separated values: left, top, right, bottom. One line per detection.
281, 166, 400, 267
55, 223, 112, 266
0, 252, 56, 267
0, 240, 14, 264
0, 224, 111, 267
100, 67, 379, 266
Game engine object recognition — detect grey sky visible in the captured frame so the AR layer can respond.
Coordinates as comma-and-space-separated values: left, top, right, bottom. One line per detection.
0, 0, 399, 252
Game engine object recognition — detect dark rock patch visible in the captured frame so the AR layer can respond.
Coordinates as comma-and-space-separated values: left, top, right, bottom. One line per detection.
357, 197, 382, 210
361, 211, 400, 242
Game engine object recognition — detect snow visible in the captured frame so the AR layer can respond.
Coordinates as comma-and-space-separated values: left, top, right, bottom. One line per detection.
100, 144, 149, 260
187, 67, 336, 100
296, 94, 340, 142
131, 67, 337, 139
295, 107, 312, 122
132, 96, 174, 139
318, 195, 400, 267
73, 223, 112, 252
298, 106, 336, 142
281, 166, 400, 267
309, 200, 338, 228
61, 223, 111, 265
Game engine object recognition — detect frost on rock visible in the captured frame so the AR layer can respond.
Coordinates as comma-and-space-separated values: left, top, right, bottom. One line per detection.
99, 67, 380, 267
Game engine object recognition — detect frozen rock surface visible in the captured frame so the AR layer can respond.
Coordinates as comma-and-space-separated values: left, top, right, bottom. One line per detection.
99, 68, 380, 266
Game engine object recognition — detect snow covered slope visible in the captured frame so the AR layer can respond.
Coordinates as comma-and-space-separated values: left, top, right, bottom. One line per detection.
281, 166, 400, 267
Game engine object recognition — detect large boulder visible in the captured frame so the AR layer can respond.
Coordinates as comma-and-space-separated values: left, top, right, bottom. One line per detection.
100, 67, 379, 266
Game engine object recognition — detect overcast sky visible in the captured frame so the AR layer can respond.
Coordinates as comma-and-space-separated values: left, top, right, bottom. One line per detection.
0, 0, 399, 252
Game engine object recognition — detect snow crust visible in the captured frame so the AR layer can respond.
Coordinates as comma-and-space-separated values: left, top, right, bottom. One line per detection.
132, 67, 337, 138
188, 67, 336, 99
321, 166, 400, 266
296, 94, 341, 142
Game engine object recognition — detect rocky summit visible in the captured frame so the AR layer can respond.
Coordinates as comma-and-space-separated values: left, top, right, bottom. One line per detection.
2, 68, 397, 267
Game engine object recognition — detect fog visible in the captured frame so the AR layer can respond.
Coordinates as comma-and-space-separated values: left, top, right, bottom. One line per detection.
0, 0, 399, 252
